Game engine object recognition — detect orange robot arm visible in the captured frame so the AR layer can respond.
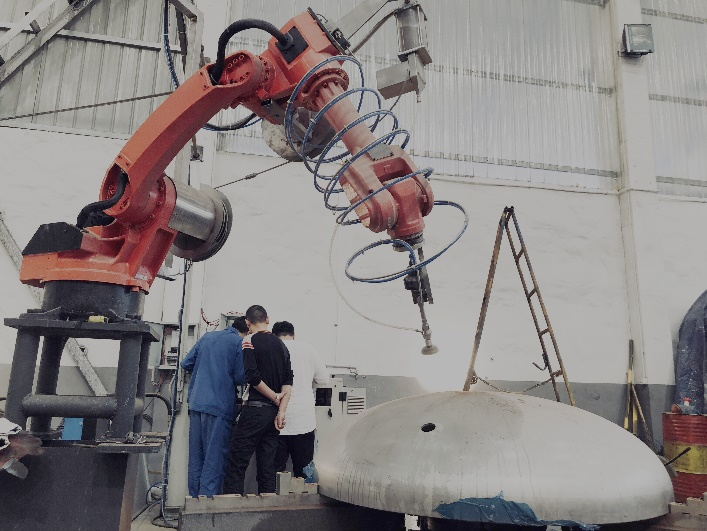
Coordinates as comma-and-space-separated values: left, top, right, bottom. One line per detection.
20, 10, 433, 293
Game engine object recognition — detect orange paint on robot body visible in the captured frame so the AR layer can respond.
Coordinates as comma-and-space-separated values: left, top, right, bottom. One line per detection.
20, 11, 432, 293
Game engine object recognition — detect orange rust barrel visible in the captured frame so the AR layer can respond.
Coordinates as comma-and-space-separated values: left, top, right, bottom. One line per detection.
663, 412, 707, 502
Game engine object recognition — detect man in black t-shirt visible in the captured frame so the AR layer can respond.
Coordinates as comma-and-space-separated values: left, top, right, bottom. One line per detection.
222, 305, 293, 495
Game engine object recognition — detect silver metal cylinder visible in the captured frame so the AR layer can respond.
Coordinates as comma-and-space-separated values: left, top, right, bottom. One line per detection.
168, 179, 233, 262
169, 179, 217, 241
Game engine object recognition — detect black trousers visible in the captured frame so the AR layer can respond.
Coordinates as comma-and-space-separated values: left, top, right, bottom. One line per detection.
222, 404, 279, 494
275, 430, 315, 478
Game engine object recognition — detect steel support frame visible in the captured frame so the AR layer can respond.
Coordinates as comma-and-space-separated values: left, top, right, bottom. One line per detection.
0, 0, 58, 52
3, 313, 158, 439
164, 0, 205, 508
0, 211, 108, 396
22, 395, 144, 418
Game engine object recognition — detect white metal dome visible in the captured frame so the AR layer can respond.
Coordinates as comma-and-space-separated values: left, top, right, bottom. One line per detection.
316, 391, 673, 527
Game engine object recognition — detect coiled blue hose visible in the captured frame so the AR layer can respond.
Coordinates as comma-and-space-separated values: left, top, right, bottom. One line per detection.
283, 55, 468, 282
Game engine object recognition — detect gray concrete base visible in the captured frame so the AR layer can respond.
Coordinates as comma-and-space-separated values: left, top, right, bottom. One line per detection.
474, 379, 674, 449
179, 493, 404, 531
336, 373, 674, 449
0, 364, 675, 449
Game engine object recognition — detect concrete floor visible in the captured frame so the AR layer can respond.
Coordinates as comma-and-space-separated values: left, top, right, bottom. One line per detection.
128, 502, 570, 531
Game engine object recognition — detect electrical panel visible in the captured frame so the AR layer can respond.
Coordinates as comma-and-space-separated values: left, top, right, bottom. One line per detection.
314, 378, 366, 444
156, 323, 197, 369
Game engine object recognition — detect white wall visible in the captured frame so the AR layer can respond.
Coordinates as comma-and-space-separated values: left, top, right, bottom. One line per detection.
660, 197, 707, 355
1, 130, 697, 398
1, 0, 701, 396
2, 124, 691, 394
0, 127, 699, 404
205, 151, 632, 390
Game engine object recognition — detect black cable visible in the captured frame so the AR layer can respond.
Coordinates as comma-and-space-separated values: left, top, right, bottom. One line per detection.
152, 514, 179, 528
161, 1, 259, 132
76, 171, 129, 229
202, 113, 258, 132
142, 397, 155, 414
214, 160, 292, 189
132, 500, 161, 522
145, 393, 173, 416
210, 19, 292, 85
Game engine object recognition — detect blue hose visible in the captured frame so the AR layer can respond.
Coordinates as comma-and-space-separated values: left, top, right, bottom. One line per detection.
283, 55, 468, 283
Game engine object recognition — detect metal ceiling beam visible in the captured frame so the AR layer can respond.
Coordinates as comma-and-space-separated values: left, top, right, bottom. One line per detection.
0, 0, 102, 88
0, 23, 184, 54
0, 0, 57, 52
0, 212, 108, 396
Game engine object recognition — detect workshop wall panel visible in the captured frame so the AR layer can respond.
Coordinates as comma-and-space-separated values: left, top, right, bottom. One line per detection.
204, 149, 631, 385
642, 0, 707, 197
659, 197, 707, 356
218, 0, 620, 190
0, 0, 180, 135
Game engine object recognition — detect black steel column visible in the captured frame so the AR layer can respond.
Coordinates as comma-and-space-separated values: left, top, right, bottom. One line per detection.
109, 334, 142, 439
133, 339, 151, 433
31, 335, 68, 434
4, 331, 41, 427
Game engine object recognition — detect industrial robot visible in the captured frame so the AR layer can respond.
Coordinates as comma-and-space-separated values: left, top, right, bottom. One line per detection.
1, 2, 453, 530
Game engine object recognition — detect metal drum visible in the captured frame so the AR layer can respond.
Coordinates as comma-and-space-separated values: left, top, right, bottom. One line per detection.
663, 412, 707, 502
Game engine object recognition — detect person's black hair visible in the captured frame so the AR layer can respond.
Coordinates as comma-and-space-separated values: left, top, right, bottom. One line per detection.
245, 305, 268, 324
232, 315, 248, 334
272, 321, 295, 337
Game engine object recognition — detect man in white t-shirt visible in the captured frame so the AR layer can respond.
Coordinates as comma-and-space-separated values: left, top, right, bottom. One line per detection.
272, 321, 330, 478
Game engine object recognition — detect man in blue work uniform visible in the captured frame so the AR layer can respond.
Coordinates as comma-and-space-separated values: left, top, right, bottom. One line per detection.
180, 316, 249, 497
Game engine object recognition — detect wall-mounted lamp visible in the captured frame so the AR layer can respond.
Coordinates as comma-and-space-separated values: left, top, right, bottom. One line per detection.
622, 24, 655, 56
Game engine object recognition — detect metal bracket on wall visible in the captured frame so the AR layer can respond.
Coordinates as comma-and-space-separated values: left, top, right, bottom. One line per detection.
0, 212, 107, 396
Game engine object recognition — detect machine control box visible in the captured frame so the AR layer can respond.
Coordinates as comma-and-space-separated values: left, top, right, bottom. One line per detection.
314, 378, 366, 443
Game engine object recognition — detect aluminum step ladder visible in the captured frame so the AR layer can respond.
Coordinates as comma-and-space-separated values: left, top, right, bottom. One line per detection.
463, 206, 575, 406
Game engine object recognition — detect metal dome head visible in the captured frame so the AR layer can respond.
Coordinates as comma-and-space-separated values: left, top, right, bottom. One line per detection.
316, 391, 673, 528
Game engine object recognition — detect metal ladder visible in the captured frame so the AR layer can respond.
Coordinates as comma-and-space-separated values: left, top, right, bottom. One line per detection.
463, 206, 575, 406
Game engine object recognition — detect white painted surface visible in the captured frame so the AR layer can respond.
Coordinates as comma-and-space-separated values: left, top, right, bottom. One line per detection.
0, 0, 696, 398
316, 391, 674, 525
0, 122, 693, 391
610, 0, 674, 385
0, 122, 653, 388
206, 150, 631, 387
660, 197, 707, 360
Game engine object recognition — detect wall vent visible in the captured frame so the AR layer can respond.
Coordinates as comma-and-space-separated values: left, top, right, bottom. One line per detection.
346, 389, 366, 415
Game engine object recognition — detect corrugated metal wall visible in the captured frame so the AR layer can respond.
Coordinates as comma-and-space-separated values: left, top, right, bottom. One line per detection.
0, 0, 181, 135
218, 0, 620, 190
5, 1, 705, 197
642, 0, 707, 198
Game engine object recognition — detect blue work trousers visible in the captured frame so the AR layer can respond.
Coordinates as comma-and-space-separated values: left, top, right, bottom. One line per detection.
188, 411, 232, 497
